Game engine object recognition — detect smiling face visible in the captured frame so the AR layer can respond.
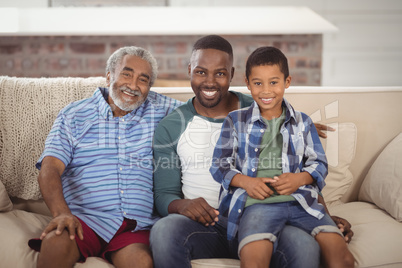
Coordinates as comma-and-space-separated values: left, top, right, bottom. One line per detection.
188, 48, 234, 110
106, 55, 152, 117
246, 64, 291, 119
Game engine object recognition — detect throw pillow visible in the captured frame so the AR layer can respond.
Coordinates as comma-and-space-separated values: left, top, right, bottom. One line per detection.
359, 132, 402, 221
320, 123, 357, 207
0, 180, 13, 212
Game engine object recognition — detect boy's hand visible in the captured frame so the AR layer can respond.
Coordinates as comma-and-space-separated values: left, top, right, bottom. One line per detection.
270, 172, 313, 195
243, 176, 275, 200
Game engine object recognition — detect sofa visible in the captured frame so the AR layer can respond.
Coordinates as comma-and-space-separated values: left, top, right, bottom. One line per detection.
0, 76, 401, 268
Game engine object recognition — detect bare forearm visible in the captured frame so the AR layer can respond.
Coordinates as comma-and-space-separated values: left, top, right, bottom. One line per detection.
298, 171, 314, 186
39, 176, 70, 217
231, 173, 251, 188
38, 157, 70, 217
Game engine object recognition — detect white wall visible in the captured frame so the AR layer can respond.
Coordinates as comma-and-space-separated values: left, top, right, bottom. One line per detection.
0, 0, 47, 7
320, 2, 402, 86
170, 0, 402, 87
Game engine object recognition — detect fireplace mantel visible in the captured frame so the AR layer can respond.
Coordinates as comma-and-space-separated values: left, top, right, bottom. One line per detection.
0, 6, 337, 36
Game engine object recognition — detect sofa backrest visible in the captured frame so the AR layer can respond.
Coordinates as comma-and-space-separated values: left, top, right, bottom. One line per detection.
281, 87, 402, 202
1, 76, 401, 213
0, 76, 107, 201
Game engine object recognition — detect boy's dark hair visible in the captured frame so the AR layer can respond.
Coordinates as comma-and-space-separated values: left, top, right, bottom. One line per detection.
192, 35, 233, 60
245, 46, 289, 80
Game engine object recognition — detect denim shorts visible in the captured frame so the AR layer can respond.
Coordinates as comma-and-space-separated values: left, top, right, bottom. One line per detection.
237, 202, 342, 253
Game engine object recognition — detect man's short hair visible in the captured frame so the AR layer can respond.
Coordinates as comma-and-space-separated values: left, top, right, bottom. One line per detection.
106, 46, 158, 87
245, 46, 289, 80
192, 35, 233, 61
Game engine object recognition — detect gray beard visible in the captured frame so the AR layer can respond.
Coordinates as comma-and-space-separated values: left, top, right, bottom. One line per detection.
109, 81, 145, 112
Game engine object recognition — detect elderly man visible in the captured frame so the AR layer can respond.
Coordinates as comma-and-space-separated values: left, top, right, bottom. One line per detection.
29, 46, 182, 268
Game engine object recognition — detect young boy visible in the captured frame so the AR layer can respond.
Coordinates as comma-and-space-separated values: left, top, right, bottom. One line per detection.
210, 46, 355, 268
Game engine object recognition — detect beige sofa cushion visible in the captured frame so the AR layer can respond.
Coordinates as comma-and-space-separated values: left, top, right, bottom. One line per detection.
359, 132, 402, 221
0, 209, 113, 268
329, 202, 402, 268
0, 210, 51, 268
0, 180, 13, 212
321, 123, 357, 207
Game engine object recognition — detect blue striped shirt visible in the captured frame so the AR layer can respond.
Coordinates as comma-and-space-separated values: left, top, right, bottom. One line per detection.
209, 99, 328, 240
37, 87, 182, 242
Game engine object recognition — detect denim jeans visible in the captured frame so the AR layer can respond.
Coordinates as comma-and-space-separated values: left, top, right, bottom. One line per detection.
150, 213, 320, 268
238, 202, 340, 254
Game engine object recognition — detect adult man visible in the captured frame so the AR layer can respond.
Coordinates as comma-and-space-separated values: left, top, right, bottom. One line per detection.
30, 46, 182, 268
151, 35, 353, 268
